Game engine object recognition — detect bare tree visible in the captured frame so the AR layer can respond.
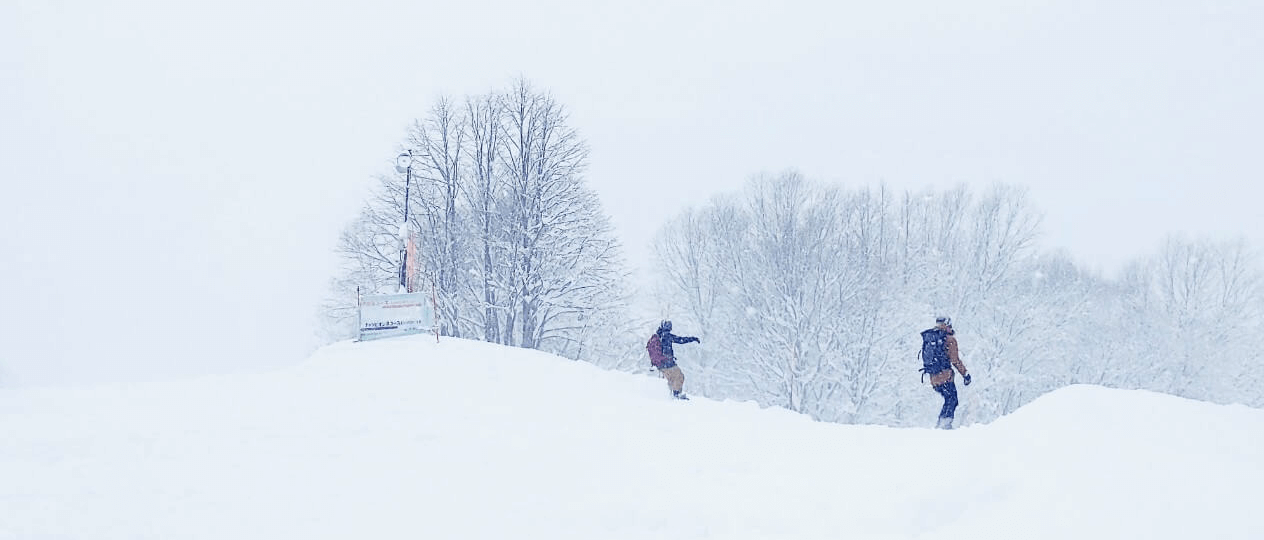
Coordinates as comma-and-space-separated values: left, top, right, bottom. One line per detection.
651, 200, 749, 395
653, 178, 1061, 425
497, 78, 593, 350
461, 92, 507, 343
1118, 235, 1263, 402
323, 79, 631, 365
404, 97, 467, 336
656, 172, 878, 417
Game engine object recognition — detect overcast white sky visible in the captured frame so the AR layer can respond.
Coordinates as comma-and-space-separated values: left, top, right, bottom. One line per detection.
2, 0, 1261, 386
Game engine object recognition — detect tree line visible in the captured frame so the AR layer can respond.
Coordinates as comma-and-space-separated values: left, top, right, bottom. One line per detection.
651, 171, 1264, 425
325, 82, 1263, 425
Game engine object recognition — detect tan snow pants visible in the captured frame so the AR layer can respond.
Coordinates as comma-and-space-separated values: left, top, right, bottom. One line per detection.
660, 365, 685, 393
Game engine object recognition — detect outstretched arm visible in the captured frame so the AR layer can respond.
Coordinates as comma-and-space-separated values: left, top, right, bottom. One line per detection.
670, 334, 699, 344
946, 335, 967, 376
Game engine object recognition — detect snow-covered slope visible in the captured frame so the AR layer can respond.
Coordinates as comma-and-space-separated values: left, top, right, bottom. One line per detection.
2, 335, 1261, 539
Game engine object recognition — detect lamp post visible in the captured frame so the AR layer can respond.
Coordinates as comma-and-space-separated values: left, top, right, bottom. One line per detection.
394, 151, 414, 293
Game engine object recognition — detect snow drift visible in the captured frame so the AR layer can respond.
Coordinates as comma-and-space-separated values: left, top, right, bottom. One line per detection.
2, 335, 1260, 539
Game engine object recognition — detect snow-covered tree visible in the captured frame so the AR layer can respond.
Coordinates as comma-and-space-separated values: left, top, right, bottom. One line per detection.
461, 91, 508, 344
1116, 235, 1263, 405
402, 97, 466, 337
324, 79, 632, 365
654, 177, 1065, 426
326, 108, 1264, 422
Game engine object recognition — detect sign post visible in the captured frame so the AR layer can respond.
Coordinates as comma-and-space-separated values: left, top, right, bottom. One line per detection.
357, 291, 436, 342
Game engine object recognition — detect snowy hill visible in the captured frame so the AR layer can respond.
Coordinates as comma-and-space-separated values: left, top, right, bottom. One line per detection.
2, 336, 1261, 540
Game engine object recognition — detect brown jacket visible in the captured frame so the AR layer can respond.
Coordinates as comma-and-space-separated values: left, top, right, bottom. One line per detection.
929, 331, 968, 386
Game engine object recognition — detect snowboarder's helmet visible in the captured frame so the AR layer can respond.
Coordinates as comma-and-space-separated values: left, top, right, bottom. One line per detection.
659, 320, 672, 332
935, 316, 952, 327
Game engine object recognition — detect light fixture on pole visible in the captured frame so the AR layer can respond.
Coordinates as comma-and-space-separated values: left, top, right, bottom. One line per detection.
394, 151, 414, 293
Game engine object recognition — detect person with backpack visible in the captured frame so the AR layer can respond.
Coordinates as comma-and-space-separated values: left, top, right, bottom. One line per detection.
646, 320, 700, 400
920, 316, 971, 429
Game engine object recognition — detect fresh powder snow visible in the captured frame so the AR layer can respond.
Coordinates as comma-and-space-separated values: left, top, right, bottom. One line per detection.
2, 335, 1260, 539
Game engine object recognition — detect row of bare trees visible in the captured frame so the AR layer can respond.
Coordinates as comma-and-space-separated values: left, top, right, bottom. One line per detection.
323, 81, 1260, 423
324, 79, 634, 364
652, 172, 1263, 426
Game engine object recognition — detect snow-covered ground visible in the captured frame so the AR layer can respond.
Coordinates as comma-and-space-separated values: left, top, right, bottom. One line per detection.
3, 335, 1261, 539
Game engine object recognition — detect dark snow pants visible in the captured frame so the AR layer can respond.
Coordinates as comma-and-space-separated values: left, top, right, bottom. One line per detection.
933, 381, 959, 420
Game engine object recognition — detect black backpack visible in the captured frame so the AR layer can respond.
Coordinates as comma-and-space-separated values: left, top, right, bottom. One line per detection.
919, 328, 951, 381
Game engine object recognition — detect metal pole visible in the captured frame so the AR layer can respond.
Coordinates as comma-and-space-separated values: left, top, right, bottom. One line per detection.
396, 151, 413, 293
403, 163, 411, 222
403, 163, 411, 292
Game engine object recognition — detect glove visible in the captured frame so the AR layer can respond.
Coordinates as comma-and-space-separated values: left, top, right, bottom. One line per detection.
963, 373, 972, 386
692, 337, 701, 344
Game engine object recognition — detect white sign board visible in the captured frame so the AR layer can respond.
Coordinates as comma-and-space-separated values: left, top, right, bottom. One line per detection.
358, 292, 435, 341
